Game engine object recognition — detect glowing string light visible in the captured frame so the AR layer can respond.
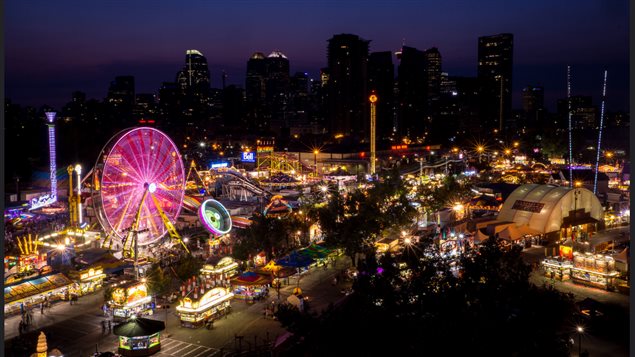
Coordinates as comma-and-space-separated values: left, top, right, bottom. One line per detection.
593, 70, 608, 195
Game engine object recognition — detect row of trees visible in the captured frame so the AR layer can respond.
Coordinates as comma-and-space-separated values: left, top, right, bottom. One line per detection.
281, 237, 578, 356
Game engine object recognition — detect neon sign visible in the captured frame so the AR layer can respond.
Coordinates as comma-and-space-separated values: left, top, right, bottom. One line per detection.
241, 152, 255, 162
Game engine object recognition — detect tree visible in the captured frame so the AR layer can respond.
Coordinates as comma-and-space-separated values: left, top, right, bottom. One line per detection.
173, 254, 203, 282
145, 263, 172, 296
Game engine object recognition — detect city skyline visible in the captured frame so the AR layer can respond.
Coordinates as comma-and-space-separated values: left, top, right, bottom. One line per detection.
6, 1, 629, 111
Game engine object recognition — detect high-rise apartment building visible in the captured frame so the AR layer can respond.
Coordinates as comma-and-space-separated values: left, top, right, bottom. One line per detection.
326, 34, 369, 138
477, 33, 513, 133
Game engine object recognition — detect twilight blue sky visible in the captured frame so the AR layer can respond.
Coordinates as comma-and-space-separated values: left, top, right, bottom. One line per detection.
6, 0, 629, 111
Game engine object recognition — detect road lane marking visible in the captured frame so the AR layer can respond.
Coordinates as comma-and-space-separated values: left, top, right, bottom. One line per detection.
161, 341, 184, 353
182, 346, 210, 357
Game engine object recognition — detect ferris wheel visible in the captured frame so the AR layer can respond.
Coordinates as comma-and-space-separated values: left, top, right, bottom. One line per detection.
92, 127, 187, 258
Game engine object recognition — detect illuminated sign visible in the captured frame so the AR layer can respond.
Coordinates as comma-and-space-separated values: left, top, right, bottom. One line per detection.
241, 152, 256, 162
391, 145, 408, 150
257, 146, 274, 153
511, 200, 544, 213
29, 193, 57, 210
210, 162, 229, 169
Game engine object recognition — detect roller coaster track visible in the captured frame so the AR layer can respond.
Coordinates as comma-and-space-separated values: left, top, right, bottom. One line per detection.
399, 158, 467, 176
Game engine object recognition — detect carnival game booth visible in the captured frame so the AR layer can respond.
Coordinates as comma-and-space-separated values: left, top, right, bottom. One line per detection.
541, 256, 574, 281
201, 256, 239, 279
176, 287, 234, 328
114, 317, 165, 357
68, 266, 106, 296
4, 272, 74, 315
230, 272, 272, 304
571, 252, 619, 290
109, 281, 154, 321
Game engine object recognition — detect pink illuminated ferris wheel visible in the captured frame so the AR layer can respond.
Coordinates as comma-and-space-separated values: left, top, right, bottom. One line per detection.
92, 127, 186, 256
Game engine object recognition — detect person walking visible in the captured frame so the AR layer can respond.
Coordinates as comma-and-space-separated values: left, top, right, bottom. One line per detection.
101, 320, 107, 334
108, 320, 112, 333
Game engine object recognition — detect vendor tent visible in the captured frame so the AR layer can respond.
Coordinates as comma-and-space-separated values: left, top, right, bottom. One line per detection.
276, 251, 314, 268
498, 225, 526, 241
474, 229, 491, 243
261, 261, 282, 273
230, 272, 272, 286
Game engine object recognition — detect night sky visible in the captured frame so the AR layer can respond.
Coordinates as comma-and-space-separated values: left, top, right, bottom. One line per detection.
6, 0, 629, 112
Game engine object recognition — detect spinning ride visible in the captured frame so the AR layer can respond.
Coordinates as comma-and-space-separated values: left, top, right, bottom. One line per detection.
92, 127, 187, 258
198, 199, 232, 236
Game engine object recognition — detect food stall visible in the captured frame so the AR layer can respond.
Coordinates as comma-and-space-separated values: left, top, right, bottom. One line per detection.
114, 317, 165, 357
4, 273, 73, 315
109, 281, 154, 321
68, 266, 106, 296
571, 252, 619, 290
176, 287, 234, 328
200, 256, 239, 279
230, 272, 271, 303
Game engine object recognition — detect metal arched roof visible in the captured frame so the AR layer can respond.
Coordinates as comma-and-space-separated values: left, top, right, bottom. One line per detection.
497, 184, 603, 234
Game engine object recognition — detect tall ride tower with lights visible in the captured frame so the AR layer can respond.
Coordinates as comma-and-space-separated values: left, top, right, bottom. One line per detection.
45, 112, 58, 203
369, 92, 378, 175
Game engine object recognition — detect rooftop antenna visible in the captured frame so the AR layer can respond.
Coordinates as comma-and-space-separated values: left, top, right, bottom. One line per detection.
593, 69, 608, 195
567, 66, 573, 188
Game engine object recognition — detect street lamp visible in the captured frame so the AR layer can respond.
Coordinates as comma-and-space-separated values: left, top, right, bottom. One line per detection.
476, 145, 485, 163
313, 149, 319, 177
576, 326, 584, 356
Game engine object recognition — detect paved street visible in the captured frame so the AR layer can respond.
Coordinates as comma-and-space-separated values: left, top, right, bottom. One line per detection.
4, 256, 353, 356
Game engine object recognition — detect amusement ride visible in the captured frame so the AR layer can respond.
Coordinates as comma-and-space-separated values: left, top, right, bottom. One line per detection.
92, 127, 188, 259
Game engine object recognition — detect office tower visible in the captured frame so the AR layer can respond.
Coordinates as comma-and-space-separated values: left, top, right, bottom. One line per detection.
477, 33, 513, 133
158, 82, 180, 129
246, 52, 267, 131
105, 75, 135, 127
397, 46, 426, 140
326, 34, 370, 138
176, 49, 211, 94
368, 51, 395, 141
521, 85, 545, 128
175, 49, 212, 130
134, 93, 158, 122
265, 51, 290, 133
424, 47, 442, 108
222, 85, 246, 130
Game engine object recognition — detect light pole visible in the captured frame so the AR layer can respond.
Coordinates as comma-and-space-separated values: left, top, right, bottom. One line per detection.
576, 326, 584, 356
313, 150, 319, 177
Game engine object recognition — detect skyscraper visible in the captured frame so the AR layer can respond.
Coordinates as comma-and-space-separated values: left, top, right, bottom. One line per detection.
521, 85, 544, 128
246, 52, 267, 131
105, 75, 135, 127
265, 51, 290, 134
424, 47, 442, 111
368, 51, 395, 142
176, 49, 211, 94
326, 34, 369, 139
477, 33, 513, 133
175, 49, 212, 131
397, 46, 426, 140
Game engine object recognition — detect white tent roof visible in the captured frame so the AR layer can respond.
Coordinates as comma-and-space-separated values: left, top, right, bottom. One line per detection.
497, 184, 603, 234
